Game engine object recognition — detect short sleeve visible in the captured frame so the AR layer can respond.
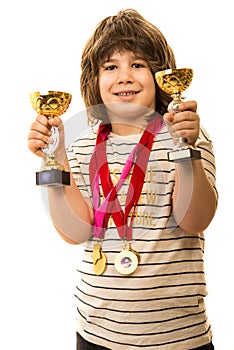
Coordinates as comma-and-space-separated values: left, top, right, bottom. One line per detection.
195, 126, 218, 199
66, 147, 91, 199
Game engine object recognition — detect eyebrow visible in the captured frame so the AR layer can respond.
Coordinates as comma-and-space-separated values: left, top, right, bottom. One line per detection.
103, 55, 146, 63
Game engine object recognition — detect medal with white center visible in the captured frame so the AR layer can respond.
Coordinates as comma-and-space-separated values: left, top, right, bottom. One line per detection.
114, 243, 139, 275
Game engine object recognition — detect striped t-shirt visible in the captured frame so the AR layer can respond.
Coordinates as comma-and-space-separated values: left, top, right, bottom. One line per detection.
67, 123, 217, 350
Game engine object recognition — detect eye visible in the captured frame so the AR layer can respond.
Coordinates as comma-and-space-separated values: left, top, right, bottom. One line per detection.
132, 63, 145, 68
104, 64, 118, 71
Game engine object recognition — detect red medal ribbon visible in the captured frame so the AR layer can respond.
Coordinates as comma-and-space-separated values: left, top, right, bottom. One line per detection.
89, 113, 164, 241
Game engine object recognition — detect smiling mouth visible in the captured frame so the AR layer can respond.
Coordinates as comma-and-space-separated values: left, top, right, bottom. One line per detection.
115, 91, 139, 96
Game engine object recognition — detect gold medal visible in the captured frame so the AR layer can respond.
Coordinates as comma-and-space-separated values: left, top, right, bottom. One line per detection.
91, 244, 107, 276
91, 244, 101, 264
93, 250, 107, 275
114, 244, 138, 275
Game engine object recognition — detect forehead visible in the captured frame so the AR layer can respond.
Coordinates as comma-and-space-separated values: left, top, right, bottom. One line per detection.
103, 49, 145, 62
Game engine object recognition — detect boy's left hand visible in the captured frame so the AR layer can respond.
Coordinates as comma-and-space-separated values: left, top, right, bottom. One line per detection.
164, 100, 200, 146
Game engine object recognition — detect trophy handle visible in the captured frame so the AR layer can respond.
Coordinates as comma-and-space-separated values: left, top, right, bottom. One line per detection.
168, 97, 188, 149
41, 126, 64, 171
43, 126, 59, 155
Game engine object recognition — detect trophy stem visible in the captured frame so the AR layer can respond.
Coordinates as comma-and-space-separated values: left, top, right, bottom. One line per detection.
175, 136, 186, 149
169, 93, 188, 150
170, 93, 183, 112
42, 153, 64, 171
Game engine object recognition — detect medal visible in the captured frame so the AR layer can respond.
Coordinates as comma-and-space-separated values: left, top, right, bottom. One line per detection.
91, 243, 101, 262
114, 243, 139, 275
91, 243, 107, 275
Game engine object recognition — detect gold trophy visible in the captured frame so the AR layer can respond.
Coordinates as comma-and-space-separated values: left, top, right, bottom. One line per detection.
155, 68, 201, 162
30, 91, 72, 186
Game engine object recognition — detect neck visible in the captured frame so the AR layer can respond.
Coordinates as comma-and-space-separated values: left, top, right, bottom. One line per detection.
110, 122, 144, 136
107, 109, 156, 136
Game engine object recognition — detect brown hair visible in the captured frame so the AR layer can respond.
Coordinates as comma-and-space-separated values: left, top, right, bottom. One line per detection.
80, 9, 176, 124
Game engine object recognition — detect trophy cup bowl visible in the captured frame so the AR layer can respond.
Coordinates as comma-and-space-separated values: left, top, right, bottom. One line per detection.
30, 91, 72, 186
155, 68, 193, 97
155, 68, 201, 162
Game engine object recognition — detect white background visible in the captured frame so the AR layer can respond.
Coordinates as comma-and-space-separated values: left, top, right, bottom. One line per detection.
0, 0, 233, 349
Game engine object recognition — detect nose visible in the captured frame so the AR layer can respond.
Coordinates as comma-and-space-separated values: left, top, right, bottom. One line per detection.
116, 67, 134, 84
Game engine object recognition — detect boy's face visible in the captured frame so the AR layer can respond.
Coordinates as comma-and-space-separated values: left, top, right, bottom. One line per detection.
98, 50, 156, 122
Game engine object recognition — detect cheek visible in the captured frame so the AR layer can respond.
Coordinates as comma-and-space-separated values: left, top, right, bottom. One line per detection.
149, 76, 157, 100
143, 75, 156, 103
147, 74, 156, 92
98, 76, 109, 100
140, 71, 156, 91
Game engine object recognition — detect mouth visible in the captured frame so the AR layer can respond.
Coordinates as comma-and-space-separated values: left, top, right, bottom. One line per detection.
114, 91, 140, 97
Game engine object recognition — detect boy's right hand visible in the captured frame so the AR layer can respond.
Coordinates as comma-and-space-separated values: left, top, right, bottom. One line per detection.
28, 114, 65, 158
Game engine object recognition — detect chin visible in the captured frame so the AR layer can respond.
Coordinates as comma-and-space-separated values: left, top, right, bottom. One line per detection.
105, 102, 155, 122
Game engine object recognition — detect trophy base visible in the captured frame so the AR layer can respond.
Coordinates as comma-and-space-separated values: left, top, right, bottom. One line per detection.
36, 169, 70, 186
168, 147, 201, 162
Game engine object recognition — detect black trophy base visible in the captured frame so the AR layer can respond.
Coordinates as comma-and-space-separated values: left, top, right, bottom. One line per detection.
168, 147, 201, 163
36, 169, 70, 186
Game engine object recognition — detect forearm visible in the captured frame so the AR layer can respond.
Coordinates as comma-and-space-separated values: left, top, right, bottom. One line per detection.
172, 159, 217, 234
48, 157, 93, 244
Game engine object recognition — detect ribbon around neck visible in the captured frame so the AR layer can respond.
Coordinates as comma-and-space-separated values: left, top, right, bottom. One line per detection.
89, 113, 165, 241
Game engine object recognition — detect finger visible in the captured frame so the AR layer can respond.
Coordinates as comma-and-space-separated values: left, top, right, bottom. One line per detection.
30, 116, 52, 136
163, 111, 175, 124
176, 131, 198, 146
171, 111, 199, 125
28, 129, 51, 144
48, 116, 62, 127
172, 118, 198, 131
49, 117, 65, 142
173, 121, 199, 143
35, 114, 50, 125
30, 122, 52, 138
178, 100, 197, 113
28, 139, 46, 157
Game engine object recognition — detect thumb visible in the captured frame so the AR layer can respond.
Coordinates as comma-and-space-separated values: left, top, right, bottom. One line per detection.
163, 111, 174, 125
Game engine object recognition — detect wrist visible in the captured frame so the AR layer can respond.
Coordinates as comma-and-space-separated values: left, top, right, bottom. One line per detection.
54, 146, 67, 167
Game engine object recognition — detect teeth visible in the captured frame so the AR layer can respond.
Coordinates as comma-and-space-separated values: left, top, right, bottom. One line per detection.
118, 92, 135, 96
